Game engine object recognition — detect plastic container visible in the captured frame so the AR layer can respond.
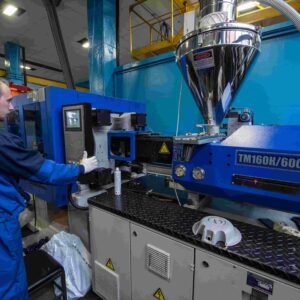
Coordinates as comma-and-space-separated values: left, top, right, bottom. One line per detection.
114, 167, 121, 196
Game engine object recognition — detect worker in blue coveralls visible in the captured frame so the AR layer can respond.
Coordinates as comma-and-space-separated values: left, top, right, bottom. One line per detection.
0, 79, 98, 300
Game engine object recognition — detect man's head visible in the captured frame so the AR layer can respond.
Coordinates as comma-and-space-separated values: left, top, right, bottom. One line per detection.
0, 79, 13, 121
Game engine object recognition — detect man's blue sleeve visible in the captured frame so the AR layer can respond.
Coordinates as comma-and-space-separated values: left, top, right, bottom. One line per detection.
29, 160, 84, 185
0, 131, 45, 179
0, 131, 84, 184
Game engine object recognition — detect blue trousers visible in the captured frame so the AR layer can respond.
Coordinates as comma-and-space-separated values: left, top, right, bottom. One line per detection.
0, 213, 28, 300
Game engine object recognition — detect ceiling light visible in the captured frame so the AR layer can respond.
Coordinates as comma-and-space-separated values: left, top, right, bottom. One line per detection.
82, 41, 90, 48
20, 65, 35, 71
3, 4, 18, 16
78, 38, 90, 49
237, 1, 259, 13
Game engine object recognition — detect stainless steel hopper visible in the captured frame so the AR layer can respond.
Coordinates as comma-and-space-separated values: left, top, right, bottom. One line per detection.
176, 0, 261, 135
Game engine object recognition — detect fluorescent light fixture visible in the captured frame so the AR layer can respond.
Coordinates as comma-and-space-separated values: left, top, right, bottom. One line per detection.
20, 65, 34, 70
237, 1, 259, 13
78, 38, 90, 49
82, 41, 90, 48
3, 4, 18, 16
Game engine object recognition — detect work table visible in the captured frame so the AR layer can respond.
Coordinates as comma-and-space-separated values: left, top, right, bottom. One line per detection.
88, 187, 300, 285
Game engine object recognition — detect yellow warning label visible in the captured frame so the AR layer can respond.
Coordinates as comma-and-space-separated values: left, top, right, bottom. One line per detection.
153, 288, 165, 300
106, 258, 115, 271
159, 142, 170, 155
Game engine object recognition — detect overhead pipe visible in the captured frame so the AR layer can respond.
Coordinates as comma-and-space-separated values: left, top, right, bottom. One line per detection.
259, 0, 300, 32
197, 0, 300, 32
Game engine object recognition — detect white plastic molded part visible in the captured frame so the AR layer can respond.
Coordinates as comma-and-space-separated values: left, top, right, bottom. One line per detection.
192, 216, 242, 247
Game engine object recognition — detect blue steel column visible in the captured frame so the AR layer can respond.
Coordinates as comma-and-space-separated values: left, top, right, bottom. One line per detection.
4, 42, 24, 84
88, 0, 117, 96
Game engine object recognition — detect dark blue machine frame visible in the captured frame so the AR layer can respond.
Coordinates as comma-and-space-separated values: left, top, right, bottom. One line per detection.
9, 86, 146, 207
173, 126, 300, 213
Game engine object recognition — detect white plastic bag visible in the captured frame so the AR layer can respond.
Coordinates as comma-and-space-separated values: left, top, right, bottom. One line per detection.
42, 231, 92, 300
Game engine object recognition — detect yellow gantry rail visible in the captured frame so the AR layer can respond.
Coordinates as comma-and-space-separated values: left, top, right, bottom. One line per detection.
0, 69, 89, 92
130, 0, 300, 60
129, 0, 192, 60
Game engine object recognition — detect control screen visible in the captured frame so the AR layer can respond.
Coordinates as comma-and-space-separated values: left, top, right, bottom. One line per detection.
65, 109, 81, 129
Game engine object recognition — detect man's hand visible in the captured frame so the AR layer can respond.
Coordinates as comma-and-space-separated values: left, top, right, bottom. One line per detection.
81, 151, 98, 174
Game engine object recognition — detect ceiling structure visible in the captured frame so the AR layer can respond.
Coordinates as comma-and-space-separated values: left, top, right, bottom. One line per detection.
0, 0, 89, 83
0, 0, 290, 85
0, 0, 147, 85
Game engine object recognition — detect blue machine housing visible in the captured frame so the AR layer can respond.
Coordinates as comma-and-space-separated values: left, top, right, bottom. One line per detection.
8, 86, 146, 207
173, 125, 300, 213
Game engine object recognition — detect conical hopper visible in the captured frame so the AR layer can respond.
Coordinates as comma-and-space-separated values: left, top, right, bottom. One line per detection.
176, 23, 261, 131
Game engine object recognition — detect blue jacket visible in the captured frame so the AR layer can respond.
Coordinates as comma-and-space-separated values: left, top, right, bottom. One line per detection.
0, 130, 84, 217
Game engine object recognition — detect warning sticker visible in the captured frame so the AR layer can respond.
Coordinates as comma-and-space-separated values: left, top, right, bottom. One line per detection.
193, 49, 215, 70
159, 142, 170, 155
106, 258, 115, 271
153, 288, 165, 300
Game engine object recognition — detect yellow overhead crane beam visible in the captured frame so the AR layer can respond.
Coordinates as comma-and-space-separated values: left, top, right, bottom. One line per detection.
130, 0, 300, 60
173, 0, 193, 12
0, 69, 89, 92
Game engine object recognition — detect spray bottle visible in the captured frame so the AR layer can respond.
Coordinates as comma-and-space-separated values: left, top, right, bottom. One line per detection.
114, 167, 121, 196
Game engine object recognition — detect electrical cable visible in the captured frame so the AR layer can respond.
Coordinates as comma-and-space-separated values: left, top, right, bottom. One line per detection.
159, 21, 170, 41
174, 77, 184, 206
33, 194, 37, 228
176, 77, 184, 136
172, 178, 182, 206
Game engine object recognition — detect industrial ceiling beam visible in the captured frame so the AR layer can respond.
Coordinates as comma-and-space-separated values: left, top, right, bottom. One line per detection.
42, 0, 75, 89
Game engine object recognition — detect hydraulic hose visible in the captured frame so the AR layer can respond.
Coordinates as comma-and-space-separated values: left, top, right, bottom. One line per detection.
259, 0, 300, 32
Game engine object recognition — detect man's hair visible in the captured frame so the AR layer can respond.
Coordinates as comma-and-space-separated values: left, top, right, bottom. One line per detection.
0, 78, 9, 96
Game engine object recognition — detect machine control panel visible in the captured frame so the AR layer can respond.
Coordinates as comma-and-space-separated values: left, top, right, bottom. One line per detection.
62, 103, 94, 163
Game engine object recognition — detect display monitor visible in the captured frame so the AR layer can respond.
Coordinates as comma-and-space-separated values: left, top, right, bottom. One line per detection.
65, 109, 81, 130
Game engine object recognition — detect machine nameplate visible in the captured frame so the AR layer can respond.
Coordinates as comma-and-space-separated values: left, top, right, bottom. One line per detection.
193, 49, 215, 70
236, 151, 300, 172
247, 272, 273, 295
